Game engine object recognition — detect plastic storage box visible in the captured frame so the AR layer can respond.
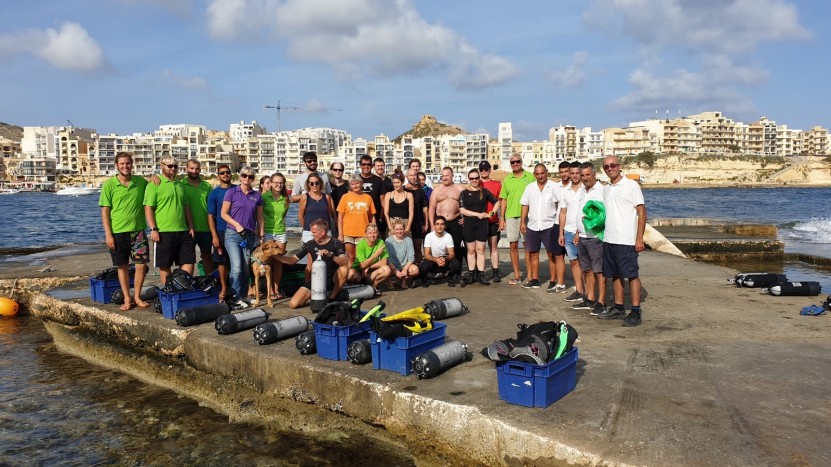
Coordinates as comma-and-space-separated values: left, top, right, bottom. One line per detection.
369, 322, 447, 375
89, 277, 134, 304
495, 347, 578, 407
313, 317, 374, 361
157, 288, 219, 320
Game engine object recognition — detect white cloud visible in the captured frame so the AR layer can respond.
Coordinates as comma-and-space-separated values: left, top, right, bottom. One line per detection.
205, 0, 516, 89
159, 69, 209, 90
584, 0, 809, 116
0, 22, 109, 72
548, 51, 588, 88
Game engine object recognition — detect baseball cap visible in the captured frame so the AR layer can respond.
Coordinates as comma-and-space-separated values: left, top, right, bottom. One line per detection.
478, 160, 492, 171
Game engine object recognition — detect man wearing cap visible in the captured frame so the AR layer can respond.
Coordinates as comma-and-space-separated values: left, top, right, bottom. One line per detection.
291, 151, 331, 202
479, 160, 502, 282
499, 154, 534, 285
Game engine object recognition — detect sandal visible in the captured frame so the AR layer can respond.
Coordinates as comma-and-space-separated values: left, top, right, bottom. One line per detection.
508, 278, 521, 285
270, 293, 285, 301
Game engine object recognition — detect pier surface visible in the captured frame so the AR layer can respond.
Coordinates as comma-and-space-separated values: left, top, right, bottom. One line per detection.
2, 234, 829, 466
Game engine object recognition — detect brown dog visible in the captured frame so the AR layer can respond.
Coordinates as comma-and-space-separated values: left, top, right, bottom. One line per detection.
250, 240, 286, 307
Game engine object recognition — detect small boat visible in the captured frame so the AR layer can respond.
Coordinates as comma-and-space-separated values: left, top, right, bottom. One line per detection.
0, 187, 21, 195
56, 186, 100, 196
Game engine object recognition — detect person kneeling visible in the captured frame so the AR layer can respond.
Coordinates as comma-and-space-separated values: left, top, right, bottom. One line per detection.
272, 219, 349, 309
347, 223, 391, 289
386, 218, 419, 288
417, 216, 461, 287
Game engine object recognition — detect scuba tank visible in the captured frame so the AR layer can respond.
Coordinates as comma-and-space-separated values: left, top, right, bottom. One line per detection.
175, 302, 231, 327
310, 252, 328, 312
110, 286, 159, 305
295, 330, 317, 355
411, 340, 470, 379
347, 339, 372, 365
253, 316, 310, 345
215, 308, 270, 335
737, 273, 787, 288
336, 284, 377, 301
768, 281, 822, 296
423, 298, 468, 320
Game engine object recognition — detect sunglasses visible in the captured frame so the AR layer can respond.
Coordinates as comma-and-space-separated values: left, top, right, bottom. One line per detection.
331, 168, 344, 172
304, 159, 318, 163
240, 174, 255, 179
360, 163, 372, 167
603, 163, 621, 170
164, 164, 178, 169
510, 160, 522, 165
217, 170, 231, 175
469, 176, 480, 181
309, 181, 321, 186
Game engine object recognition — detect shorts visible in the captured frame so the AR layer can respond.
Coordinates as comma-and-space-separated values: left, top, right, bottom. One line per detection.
153, 231, 196, 269
602, 243, 639, 279
577, 236, 603, 273
564, 231, 578, 261
525, 227, 556, 254
506, 217, 523, 243
487, 222, 500, 238
265, 233, 288, 244
342, 235, 363, 245
462, 217, 489, 243
411, 221, 426, 240
212, 230, 229, 264
110, 230, 149, 266
194, 231, 212, 257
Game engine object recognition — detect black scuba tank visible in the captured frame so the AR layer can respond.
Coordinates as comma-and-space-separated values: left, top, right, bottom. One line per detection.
740, 273, 787, 288
347, 339, 372, 365
175, 302, 231, 327
295, 330, 317, 355
768, 281, 822, 296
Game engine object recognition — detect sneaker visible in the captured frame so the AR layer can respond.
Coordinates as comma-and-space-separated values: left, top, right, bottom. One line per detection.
622, 311, 642, 327
571, 299, 593, 310
554, 284, 567, 293
564, 291, 584, 301
589, 303, 607, 316
545, 282, 557, 293
597, 307, 626, 320
447, 275, 459, 287
491, 270, 501, 283
522, 279, 541, 289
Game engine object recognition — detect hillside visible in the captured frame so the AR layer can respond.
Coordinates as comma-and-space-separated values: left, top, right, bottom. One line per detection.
0, 122, 23, 141
394, 115, 464, 143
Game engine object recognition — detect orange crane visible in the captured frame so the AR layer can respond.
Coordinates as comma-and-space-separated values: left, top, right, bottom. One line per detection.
263, 100, 342, 132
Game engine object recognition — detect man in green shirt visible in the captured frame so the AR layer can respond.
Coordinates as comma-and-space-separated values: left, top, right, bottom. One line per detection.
144, 156, 195, 285
347, 223, 390, 289
499, 153, 535, 285
99, 152, 150, 311
182, 158, 214, 274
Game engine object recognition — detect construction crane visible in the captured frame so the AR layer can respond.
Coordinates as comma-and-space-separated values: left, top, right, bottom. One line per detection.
263, 100, 342, 132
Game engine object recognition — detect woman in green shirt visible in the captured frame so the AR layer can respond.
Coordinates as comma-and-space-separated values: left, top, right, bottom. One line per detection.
347, 223, 390, 291
262, 172, 291, 299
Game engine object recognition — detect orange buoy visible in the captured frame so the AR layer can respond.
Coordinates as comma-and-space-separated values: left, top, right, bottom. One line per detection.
0, 297, 19, 317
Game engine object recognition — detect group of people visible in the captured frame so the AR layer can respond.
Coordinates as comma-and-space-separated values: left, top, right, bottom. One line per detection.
99, 149, 646, 326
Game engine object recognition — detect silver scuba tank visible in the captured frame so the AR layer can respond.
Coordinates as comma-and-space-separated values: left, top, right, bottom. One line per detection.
253, 316, 310, 345
423, 298, 468, 320
215, 308, 270, 335
411, 340, 470, 379
310, 252, 328, 312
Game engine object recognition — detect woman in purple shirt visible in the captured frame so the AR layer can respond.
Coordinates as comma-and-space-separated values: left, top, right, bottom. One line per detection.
221, 166, 264, 302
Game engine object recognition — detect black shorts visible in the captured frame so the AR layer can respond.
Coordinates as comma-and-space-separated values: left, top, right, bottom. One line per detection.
154, 231, 196, 269
194, 231, 212, 256
109, 230, 149, 266
487, 222, 499, 238
525, 227, 558, 254
602, 243, 639, 279
212, 231, 229, 264
462, 217, 489, 243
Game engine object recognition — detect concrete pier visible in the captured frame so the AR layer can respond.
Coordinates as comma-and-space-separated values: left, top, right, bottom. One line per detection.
2, 237, 830, 466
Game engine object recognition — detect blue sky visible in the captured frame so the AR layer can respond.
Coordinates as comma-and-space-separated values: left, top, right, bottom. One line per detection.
1, 0, 828, 141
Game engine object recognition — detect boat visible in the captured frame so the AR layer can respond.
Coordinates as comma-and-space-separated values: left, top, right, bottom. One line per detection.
56, 186, 100, 196
0, 187, 21, 195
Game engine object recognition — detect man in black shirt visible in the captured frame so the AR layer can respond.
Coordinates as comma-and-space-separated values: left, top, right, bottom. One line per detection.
272, 219, 349, 309
358, 155, 385, 235
405, 167, 429, 264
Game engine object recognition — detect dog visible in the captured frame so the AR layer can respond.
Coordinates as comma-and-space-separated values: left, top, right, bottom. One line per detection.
250, 240, 286, 307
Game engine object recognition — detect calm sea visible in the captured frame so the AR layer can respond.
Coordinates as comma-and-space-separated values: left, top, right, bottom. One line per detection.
1, 187, 829, 464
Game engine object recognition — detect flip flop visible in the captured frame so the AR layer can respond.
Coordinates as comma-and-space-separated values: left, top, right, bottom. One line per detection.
135, 300, 150, 309
800, 305, 827, 316
270, 293, 285, 301
508, 278, 521, 285
119, 302, 135, 311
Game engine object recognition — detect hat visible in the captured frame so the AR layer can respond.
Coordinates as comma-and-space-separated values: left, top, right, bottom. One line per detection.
478, 160, 492, 170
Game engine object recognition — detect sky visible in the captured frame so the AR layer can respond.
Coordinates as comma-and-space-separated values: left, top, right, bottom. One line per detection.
1, 0, 829, 142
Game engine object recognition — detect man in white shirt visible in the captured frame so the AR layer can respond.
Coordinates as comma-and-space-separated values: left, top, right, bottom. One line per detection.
596, 156, 647, 327
558, 161, 584, 301
416, 215, 462, 287
291, 152, 331, 201
571, 162, 606, 316
519, 164, 565, 289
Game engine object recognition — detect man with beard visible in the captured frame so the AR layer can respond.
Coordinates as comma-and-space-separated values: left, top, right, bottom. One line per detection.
405, 167, 429, 264
292, 151, 331, 201
182, 158, 214, 274
358, 155, 384, 236
207, 163, 234, 301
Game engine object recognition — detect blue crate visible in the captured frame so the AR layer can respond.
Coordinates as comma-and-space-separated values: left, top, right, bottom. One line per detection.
89, 277, 134, 304
495, 347, 578, 408
313, 320, 373, 361
157, 288, 219, 320
369, 322, 446, 375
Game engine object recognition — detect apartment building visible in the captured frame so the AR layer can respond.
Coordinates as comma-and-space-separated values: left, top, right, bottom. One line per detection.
498, 122, 513, 169
807, 126, 829, 156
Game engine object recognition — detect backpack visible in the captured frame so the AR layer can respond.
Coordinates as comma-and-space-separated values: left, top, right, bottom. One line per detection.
164, 269, 194, 293
482, 321, 578, 365
314, 300, 364, 326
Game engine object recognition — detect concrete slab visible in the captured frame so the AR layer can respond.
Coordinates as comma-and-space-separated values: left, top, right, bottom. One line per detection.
3, 244, 830, 466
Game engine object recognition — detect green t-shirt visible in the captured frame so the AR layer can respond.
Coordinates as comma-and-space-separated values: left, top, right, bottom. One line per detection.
99, 175, 148, 234
354, 237, 388, 268
499, 170, 535, 218
180, 179, 212, 232
143, 177, 189, 232
262, 191, 289, 235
